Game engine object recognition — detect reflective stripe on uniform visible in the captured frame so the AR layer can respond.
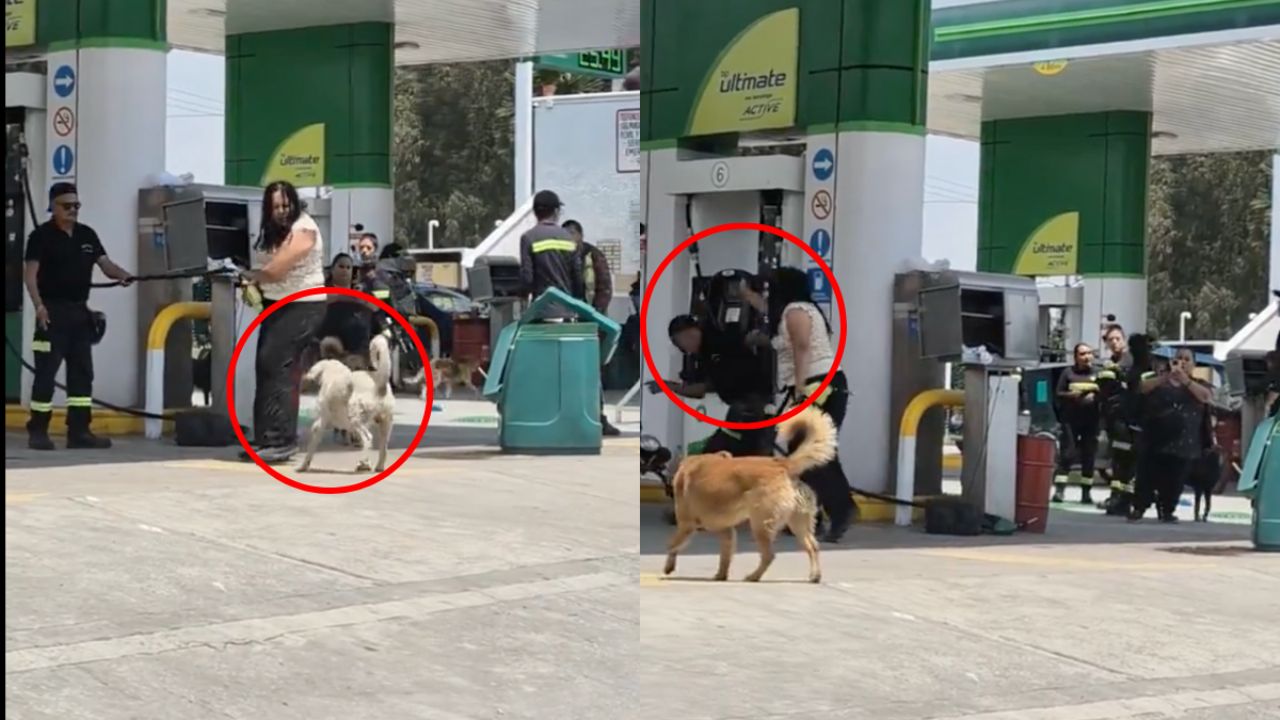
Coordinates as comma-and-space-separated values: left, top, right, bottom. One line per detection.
1141, 371, 1156, 380
584, 262, 595, 298
1111, 441, 1132, 451
800, 380, 834, 408
31, 340, 51, 353
721, 429, 742, 441
66, 397, 93, 407
1109, 481, 1126, 492
30, 401, 54, 412
372, 289, 391, 299
531, 239, 577, 254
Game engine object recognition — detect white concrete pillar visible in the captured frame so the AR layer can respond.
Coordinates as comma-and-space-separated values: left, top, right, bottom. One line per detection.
44, 47, 166, 408
514, 61, 534, 208
1083, 277, 1148, 345
329, 186, 394, 260
832, 130, 927, 494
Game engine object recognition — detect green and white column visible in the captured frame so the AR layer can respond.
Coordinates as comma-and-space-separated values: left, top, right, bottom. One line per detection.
225, 22, 395, 258
978, 111, 1152, 343
828, 0, 932, 494
30, 0, 168, 408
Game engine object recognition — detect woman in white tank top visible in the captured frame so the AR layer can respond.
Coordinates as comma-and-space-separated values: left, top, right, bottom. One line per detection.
744, 267, 855, 542
240, 181, 328, 463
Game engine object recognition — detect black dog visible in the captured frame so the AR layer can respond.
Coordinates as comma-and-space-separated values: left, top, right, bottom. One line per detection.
1188, 443, 1222, 522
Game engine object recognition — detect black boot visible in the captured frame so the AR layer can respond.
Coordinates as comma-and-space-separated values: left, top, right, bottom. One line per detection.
1052, 483, 1066, 503
600, 415, 622, 437
26, 413, 55, 451
66, 407, 111, 449
67, 430, 112, 449
1080, 485, 1094, 505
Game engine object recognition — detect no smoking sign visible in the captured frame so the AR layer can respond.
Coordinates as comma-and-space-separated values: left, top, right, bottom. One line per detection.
810, 189, 832, 220
53, 107, 75, 137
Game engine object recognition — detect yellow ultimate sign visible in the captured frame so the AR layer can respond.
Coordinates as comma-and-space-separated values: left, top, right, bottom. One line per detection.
1013, 211, 1079, 276
261, 123, 326, 187
6, 0, 37, 47
687, 8, 799, 137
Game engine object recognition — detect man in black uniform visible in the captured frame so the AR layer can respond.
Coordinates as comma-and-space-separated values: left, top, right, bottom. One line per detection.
23, 182, 134, 450
1053, 343, 1101, 504
652, 314, 775, 456
518, 190, 583, 317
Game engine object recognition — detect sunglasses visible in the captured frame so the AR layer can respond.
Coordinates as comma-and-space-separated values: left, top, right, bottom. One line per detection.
56, 201, 82, 210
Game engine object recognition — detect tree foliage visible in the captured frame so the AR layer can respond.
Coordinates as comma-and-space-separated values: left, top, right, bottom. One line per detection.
392, 62, 614, 250
1146, 151, 1272, 340
392, 62, 516, 249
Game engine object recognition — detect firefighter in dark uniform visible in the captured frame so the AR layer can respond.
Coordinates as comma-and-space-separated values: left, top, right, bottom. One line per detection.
654, 314, 776, 457
563, 218, 621, 436
1053, 343, 1101, 504
22, 182, 134, 450
518, 190, 583, 316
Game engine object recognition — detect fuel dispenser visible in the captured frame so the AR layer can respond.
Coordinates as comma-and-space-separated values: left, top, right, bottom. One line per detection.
915, 270, 1041, 520
139, 186, 332, 438
641, 149, 806, 455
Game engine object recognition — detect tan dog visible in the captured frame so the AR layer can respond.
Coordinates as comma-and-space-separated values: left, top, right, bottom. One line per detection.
430, 357, 483, 399
663, 407, 838, 584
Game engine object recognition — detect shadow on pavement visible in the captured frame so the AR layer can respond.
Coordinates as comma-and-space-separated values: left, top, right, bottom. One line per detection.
639, 503, 1253, 556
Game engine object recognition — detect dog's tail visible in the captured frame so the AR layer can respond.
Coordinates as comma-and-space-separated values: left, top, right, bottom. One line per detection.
368, 332, 394, 392
776, 406, 839, 476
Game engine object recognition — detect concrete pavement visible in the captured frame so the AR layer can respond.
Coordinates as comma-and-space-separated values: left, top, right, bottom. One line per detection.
639, 501, 1280, 720
6, 394, 640, 720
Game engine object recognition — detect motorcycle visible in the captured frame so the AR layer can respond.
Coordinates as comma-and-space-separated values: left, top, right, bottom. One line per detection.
640, 434, 677, 525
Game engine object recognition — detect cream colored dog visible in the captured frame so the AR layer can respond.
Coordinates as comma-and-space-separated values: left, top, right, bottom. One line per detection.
298, 332, 395, 473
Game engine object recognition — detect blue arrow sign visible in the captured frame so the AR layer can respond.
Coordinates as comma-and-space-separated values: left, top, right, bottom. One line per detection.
53, 65, 76, 98
52, 145, 75, 176
809, 228, 832, 258
808, 267, 832, 303
811, 148, 834, 182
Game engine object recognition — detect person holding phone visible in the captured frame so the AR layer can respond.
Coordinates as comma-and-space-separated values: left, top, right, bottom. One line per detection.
1132, 347, 1213, 521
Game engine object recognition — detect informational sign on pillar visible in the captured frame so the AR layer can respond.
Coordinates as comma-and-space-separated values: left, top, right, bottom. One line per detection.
47, 57, 79, 187
803, 136, 837, 316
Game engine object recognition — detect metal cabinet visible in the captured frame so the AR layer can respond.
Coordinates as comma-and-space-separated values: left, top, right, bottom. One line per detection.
917, 270, 1040, 362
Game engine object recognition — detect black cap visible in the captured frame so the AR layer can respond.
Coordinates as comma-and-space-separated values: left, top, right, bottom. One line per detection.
532, 189, 562, 210
49, 182, 78, 203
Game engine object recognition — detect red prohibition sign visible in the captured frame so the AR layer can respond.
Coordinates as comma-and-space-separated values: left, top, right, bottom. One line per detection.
53, 107, 75, 137
226, 285, 434, 494
640, 222, 847, 431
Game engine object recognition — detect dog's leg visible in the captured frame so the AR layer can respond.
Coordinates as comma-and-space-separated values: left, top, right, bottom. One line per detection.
663, 525, 696, 576
713, 529, 736, 582
354, 425, 374, 473
787, 512, 823, 584
743, 518, 777, 583
297, 415, 326, 472
373, 416, 390, 473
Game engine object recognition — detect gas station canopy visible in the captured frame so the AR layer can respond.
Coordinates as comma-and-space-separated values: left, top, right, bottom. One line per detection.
930, 36, 1280, 156
166, 0, 639, 65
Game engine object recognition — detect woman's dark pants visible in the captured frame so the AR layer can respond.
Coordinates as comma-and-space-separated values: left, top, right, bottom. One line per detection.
254, 300, 326, 448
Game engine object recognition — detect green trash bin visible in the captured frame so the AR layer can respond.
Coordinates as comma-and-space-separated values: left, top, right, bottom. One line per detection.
1238, 413, 1280, 552
482, 288, 621, 454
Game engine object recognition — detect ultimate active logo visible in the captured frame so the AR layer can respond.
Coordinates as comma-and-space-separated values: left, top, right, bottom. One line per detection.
718, 68, 788, 120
